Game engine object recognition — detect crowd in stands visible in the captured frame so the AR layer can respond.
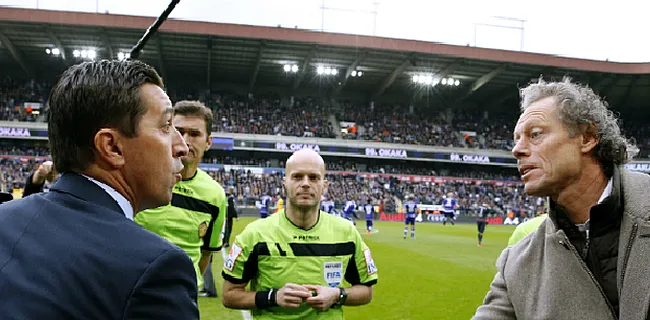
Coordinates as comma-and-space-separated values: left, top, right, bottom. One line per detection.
1, 77, 648, 158
211, 94, 336, 138
0, 158, 39, 193
0, 145, 540, 217
336, 102, 517, 151
0, 77, 50, 122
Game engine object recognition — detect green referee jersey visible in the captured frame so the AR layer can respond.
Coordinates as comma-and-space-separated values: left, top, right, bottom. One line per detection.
222, 210, 378, 320
135, 168, 227, 288
507, 214, 548, 246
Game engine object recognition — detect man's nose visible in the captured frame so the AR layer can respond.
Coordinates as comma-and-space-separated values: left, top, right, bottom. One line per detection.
512, 138, 530, 159
172, 128, 189, 157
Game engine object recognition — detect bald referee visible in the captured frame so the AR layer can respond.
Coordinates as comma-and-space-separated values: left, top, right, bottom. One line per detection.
222, 149, 378, 319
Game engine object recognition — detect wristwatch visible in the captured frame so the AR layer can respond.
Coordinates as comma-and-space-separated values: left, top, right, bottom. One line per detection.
335, 287, 347, 307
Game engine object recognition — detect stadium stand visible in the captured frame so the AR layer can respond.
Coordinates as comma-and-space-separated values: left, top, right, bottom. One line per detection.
0, 7, 648, 228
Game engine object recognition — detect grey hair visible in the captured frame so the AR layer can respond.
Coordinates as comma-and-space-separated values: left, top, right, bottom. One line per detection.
519, 76, 638, 173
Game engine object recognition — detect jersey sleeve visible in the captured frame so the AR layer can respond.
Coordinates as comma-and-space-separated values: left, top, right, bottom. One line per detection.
202, 186, 227, 251
221, 227, 259, 284
344, 226, 378, 287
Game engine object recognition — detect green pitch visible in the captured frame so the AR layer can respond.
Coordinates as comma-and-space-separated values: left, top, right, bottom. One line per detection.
199, 218, 516, 320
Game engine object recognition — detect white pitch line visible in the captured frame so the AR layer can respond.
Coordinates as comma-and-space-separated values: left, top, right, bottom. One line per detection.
221, 249, 253, 320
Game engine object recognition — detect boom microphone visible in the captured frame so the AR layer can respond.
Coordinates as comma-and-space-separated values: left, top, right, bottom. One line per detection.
128, 0, 181, 60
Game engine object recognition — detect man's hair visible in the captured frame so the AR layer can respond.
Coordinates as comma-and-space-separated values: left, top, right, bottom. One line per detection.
172, 100, 213, 139
48, 60, 164, 173
519, 76, 638, 174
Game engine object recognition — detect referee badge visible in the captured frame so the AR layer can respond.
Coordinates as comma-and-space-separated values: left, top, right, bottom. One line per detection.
198, 222, 208, 238
324, 262, 343, 288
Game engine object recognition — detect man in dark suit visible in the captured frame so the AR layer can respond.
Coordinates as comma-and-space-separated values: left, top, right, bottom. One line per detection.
0, 60, 198, 319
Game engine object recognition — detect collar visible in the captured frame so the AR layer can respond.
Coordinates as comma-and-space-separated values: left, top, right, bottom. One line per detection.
551, 167, 623, 239
576, 178, 613, 231
597, 178, 613, 205
281, 209, 321, 231
49, 172, 130, 219
80, 174, 134, 220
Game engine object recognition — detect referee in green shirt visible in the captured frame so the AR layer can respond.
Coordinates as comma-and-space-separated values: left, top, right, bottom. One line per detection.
136, 101, 227, 290
222, 149, 378, 319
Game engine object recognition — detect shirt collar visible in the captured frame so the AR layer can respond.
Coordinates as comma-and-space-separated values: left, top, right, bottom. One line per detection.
80, 174, 134, 220
597, 178, 613, 205
575, 177, 614, 231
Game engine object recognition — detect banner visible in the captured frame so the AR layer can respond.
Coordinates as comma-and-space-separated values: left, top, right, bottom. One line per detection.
237, 140, 517, 166
0, 127, 31, 137
210, 137, 234, 150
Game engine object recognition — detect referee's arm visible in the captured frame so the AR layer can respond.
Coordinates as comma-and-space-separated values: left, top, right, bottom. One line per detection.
222, 281, 256, 309
342, 228, 378, 306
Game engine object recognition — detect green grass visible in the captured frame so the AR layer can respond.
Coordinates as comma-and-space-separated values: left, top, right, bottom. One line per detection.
199, 218, 516, 320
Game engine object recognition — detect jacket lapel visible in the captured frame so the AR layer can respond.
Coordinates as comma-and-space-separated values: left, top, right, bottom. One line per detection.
49, 172, 125, 216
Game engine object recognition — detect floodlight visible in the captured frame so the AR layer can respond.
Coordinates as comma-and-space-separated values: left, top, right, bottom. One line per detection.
357, 71, 363, 77
455, 79, 460, 86
283, 64, 291, 72
351, 70, 357, 77
291, 64, 299, 72
73, 50, 81, 58
45, 48, 51, 54
441, 78, 447, 85
88, 50, 96, 59
331, 69, 338, 75
317, 66, 325, 75
52, 48, 60, 55
412, 75, 419, 83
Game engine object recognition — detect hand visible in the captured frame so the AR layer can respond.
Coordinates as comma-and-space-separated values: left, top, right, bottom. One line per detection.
304, 285, 340, 312
276, 283, 312, 308
34, 161, 54, 184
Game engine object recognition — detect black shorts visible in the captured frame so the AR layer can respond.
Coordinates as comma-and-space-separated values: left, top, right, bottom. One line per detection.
477, 221, 486, 233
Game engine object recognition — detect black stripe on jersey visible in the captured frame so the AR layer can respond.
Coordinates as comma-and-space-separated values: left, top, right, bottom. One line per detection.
171, 193, 222, 251
254, 242, 271, 256
171, 193, 219, 216
289, 242, 355, 257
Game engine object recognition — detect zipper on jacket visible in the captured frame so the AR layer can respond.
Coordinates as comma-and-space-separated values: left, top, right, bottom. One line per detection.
619, 223, 638, 295
562, 235, 618, 320
581, 229, 590, 260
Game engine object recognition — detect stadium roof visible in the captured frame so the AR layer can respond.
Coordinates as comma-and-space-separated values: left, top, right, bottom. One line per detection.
0, 7, 649, 111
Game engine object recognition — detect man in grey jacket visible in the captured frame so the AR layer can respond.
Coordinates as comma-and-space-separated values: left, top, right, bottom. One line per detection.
473, 77, 647, 320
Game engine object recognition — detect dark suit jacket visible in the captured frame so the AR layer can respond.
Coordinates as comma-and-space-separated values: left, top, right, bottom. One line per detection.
0, 172, 199, 320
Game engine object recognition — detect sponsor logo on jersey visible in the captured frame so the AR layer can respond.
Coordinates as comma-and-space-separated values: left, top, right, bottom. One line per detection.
293, 235, 321, 241
174, 185, 194, 195
224, 243, 243, 272
364, 248, 378, 275
324, 262, 343, 288
198, 221, 208, 238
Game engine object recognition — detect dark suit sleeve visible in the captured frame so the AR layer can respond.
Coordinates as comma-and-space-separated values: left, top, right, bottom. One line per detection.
123, 247, 199, 320
23, 173, 44, 197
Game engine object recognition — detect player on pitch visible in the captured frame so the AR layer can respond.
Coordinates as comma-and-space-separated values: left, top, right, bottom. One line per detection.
221, 149, 377, 319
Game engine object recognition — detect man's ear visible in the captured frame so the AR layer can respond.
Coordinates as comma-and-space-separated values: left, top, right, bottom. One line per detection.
579, 123, 599, 154
205, 135, 212, 152
93, 128, 125, 168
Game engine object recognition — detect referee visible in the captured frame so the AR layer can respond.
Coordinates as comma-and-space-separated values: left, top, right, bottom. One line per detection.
221, 149, 378, 319
135, 101, 227, 292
